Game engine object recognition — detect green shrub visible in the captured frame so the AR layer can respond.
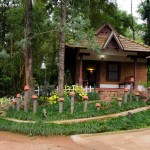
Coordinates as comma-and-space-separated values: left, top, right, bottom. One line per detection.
87, 92, 100, 101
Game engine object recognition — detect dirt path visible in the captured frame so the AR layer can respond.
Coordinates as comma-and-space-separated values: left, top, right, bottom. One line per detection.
1, 128, 150, 150
0, 131, 86, 150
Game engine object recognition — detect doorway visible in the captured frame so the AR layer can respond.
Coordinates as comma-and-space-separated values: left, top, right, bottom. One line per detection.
83, 61, 98, 87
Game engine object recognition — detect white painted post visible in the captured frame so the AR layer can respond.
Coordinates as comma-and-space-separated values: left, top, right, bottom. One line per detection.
38, 86, 40, 96
85, 86, 88, 94
73, 85, 74, 92
90, 85, 92, 92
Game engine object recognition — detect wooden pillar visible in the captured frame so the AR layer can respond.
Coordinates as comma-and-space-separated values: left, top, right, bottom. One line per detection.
134, 58, 137, 89
79, 55, 83, 86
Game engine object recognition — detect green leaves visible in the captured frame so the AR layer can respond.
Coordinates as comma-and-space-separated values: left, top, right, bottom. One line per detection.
0, 49, 10, 59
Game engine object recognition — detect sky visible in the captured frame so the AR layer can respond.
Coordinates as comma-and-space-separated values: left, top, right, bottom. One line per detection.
117, 0, 142, 23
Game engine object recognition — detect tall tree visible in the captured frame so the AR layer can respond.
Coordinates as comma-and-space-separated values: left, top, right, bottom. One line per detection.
138, 0, 150, 45
58, 0, 66, 97
24, 0, 33, 95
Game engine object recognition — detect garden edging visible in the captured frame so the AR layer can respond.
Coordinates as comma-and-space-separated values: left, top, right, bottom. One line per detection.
2, 105, 150, 124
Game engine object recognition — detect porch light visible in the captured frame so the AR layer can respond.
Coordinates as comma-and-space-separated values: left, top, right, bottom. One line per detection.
86, 67, 95, 73
100, 55, 105, 60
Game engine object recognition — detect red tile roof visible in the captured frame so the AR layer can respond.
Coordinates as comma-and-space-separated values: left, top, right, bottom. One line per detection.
66, 23, 150, 52
118, 35, 150, 52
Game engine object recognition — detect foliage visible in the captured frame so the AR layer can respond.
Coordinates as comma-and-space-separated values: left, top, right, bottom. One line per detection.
2, 108, 150, 135
87, 92, 100, 101
138, 0, 150, 45
6, 98, 147, 121
0, 0, 141, 96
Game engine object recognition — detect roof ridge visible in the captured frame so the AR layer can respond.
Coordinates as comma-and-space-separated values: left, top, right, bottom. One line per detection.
102, 32, 123, 49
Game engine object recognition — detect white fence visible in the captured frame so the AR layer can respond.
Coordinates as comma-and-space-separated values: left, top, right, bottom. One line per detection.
34, 85, 95, 96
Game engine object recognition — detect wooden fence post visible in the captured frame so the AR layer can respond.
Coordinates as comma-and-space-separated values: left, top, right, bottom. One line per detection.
12, 99, 16, 109
135, 92, 140, 101
24, 85, 29, 112
118, 97, 122, 107
59, 98, 64, 113
32, 95, 38, 113
95, 103, 101, 110
16, 93, 21, 111
70, 92, 75, 114
83, 96, 88, 112
124, 88, 129, 103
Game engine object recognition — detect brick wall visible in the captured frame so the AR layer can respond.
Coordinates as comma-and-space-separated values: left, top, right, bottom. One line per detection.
136, 63, 147, 83
99, 61, 147, 85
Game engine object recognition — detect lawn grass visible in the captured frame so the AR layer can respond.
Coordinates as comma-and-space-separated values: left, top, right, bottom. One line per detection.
5, 98, 147, 121
1, 109, 150, 136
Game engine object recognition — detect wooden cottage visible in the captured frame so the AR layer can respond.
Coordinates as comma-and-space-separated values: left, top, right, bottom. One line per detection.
65, 23, 150, 94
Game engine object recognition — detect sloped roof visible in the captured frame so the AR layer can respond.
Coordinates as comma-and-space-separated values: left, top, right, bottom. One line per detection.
118, 35, 150, 52
66, 23, 150, 52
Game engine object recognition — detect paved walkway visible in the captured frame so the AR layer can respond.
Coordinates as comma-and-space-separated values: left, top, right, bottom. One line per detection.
72, 128, 150, 150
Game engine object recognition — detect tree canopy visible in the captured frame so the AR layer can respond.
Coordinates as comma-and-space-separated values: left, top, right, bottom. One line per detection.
0, 0, 140, 96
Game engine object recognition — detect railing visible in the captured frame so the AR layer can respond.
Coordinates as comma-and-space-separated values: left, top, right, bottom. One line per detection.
34, 85, 95, 96
56, 85, 94, 93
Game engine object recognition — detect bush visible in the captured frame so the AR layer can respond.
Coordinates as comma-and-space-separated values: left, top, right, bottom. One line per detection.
87, 92, 100, 101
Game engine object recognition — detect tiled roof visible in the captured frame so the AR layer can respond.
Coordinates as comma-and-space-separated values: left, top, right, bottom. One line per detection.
118, 35, 150, 52
66, 23, 150, 52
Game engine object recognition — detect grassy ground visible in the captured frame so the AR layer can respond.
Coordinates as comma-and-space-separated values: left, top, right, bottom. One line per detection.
1, 109, 150, 136
5, 98, 146, 121
1, 97, 150, 136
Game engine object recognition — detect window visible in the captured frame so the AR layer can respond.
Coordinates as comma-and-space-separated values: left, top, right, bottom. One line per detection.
106, 62, 120, 81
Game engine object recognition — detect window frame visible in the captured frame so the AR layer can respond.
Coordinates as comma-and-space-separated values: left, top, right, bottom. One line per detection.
106, 62, 120, 82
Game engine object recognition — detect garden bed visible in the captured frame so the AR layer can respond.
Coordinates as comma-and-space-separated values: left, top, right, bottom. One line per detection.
5, 98, 147, 121
1, 109, 150, 136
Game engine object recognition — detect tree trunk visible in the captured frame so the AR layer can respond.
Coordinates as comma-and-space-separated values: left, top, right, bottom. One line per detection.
147, 0, 150, 45
58, 0, 66, 97
24, 0, 34, 96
